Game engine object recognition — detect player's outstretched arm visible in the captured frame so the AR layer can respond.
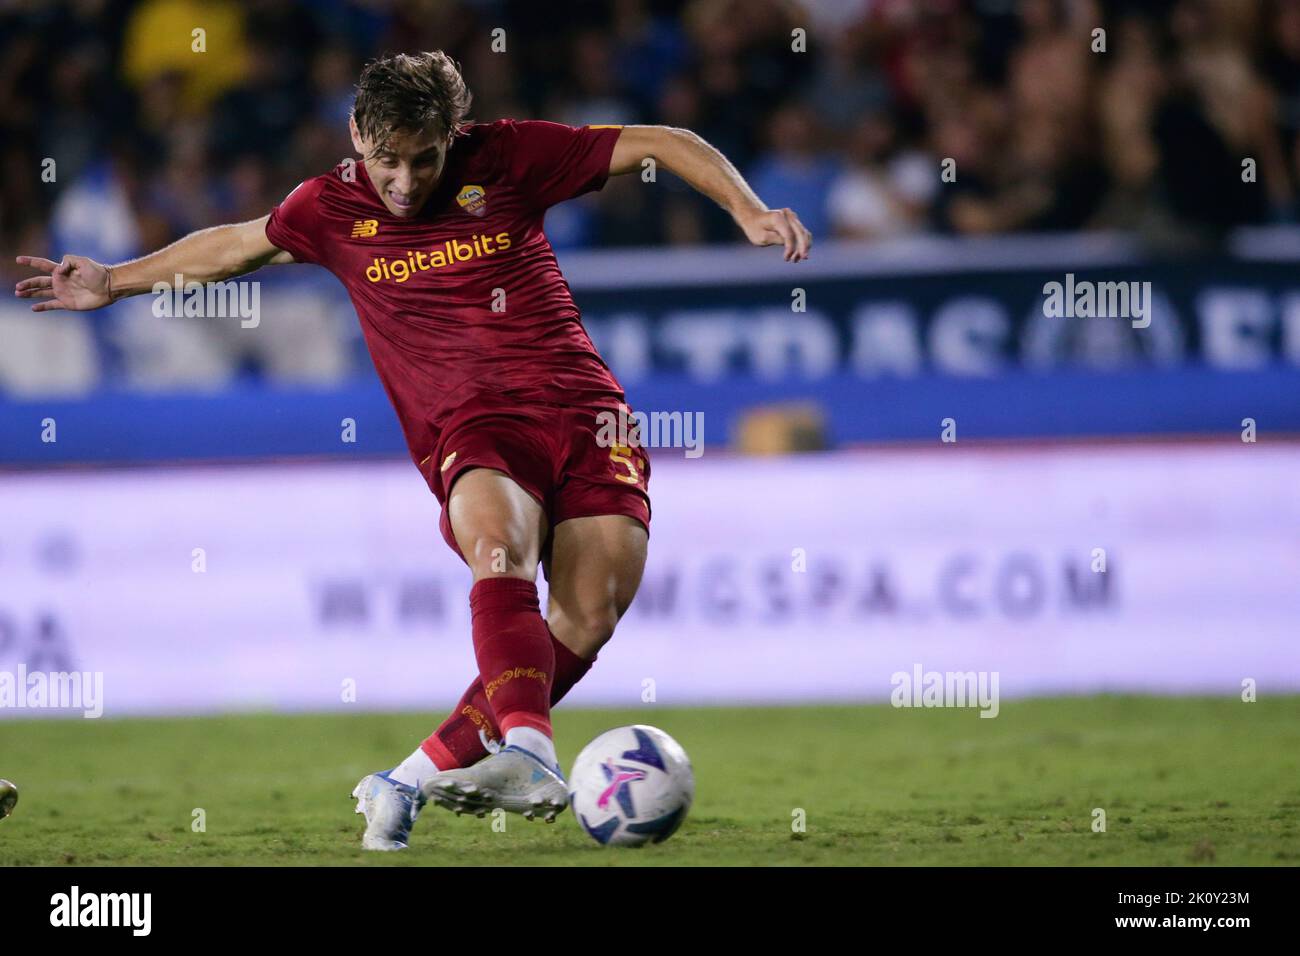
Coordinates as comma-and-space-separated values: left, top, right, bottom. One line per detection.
608, 125, 813, 262
13, 215, 293, 313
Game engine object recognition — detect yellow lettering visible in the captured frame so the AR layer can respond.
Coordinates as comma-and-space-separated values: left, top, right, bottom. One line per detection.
611, 445, 640, 484
364, 232, 514, 283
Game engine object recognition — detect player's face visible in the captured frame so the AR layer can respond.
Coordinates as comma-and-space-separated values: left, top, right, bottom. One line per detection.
351, 117, 452, 218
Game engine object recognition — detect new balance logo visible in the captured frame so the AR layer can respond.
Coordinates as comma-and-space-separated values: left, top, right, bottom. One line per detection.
351, 219, 378, 238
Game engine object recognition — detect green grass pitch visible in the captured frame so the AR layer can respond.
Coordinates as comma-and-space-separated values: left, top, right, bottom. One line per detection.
1, 696, 1298, 866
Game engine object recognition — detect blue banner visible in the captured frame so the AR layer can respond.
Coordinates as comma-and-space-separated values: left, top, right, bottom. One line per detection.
2, 233, 1298, 463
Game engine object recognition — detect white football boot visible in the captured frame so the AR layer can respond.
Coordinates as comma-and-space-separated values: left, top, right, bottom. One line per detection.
423, 745, 568, 822
352, 769, 426, 850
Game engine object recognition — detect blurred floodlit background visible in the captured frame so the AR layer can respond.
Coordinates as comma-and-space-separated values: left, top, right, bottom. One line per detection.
1, 0, 1298, 716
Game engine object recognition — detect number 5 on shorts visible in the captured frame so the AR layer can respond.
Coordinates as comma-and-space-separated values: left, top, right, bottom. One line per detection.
610, 444, 640, 485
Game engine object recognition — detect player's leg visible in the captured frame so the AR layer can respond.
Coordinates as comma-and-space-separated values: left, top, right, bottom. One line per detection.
401, 466, 555, 770
355, 467, 557, 844
416, 468, 576, 820
419, 513, 646, 822
544, 513, 648, 660
445, 466, 559, 766
414, 407, 652, 772
446, 466, 548, 581
411, 512, 647, 775
366, 408, 650, 836
542, 410, 651, 662
414, 631, 600, 772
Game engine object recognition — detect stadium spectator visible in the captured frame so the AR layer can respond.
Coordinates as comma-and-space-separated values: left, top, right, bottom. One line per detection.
829, 111, 937, 239
746, 103, 839, 241
120, 0, 250, 112
2, 0, 1297, 275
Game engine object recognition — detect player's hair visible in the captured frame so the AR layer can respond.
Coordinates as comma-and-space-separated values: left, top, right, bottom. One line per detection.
352, 51, 472, 150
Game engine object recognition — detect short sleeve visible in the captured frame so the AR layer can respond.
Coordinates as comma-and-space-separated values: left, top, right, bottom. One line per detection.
503, 121, 623, 210
265, 178, 327, 265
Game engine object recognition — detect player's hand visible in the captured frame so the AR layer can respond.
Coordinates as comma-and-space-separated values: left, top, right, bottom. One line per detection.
738, 207, 812, 262
13, 254, 113, 312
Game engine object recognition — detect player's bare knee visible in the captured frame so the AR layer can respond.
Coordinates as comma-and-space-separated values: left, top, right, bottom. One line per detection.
551, 599, 621, 653
467, 535, 534, 580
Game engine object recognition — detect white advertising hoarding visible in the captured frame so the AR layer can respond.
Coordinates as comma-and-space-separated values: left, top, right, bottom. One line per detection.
0, 442, 1296, 716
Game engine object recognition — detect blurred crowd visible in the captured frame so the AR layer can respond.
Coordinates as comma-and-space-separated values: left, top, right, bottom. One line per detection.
3, 0, 1300, 278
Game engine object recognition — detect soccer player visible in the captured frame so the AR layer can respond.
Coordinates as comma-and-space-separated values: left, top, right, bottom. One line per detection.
14, 51, 812, 850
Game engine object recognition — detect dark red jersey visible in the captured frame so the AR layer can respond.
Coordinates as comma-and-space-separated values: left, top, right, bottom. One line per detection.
265, 120, 627, 487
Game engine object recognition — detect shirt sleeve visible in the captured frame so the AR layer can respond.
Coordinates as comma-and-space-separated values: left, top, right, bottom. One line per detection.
265, 177, 327, 265
503, 120, 623, 210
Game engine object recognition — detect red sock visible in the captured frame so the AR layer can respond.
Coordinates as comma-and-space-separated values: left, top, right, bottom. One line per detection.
421, 678, 497, 771
422, 623, 596, 770
550, 629, 596, 703
472, 577, 554, 731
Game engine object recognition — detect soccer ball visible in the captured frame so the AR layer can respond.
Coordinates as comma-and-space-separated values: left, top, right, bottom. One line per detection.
569, 725, 693, 846
0, 779, 17, 820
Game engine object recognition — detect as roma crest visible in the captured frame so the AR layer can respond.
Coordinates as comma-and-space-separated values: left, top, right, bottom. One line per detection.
456, 184, 487, 217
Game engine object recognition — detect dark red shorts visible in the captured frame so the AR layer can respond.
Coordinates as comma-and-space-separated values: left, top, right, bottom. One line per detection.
426, 396, 651, 562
